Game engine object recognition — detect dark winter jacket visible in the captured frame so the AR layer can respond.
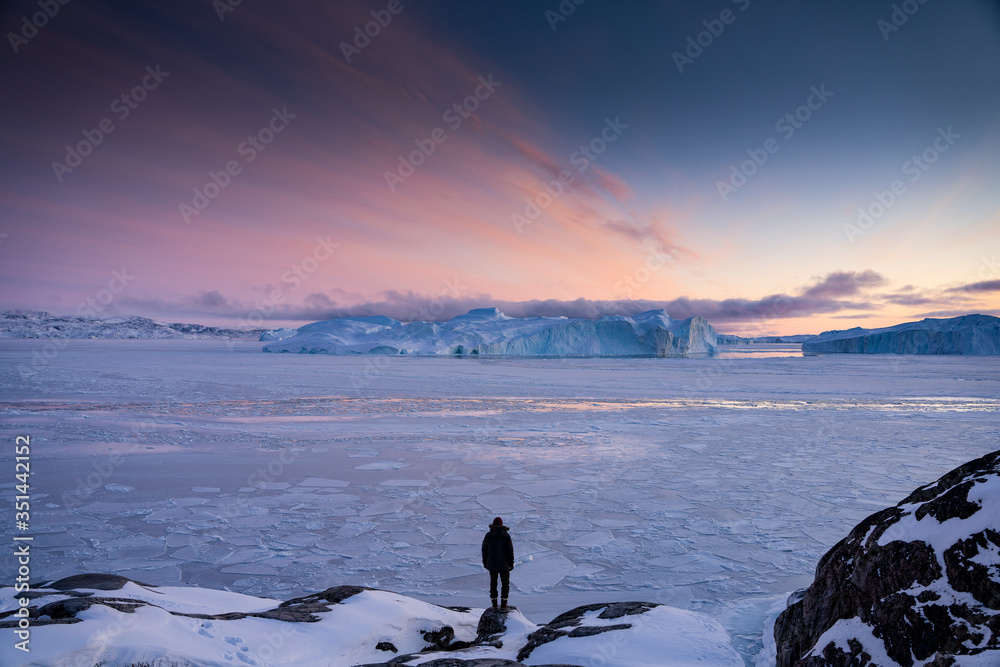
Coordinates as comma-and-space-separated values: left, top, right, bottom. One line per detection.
481, 525, 514, 572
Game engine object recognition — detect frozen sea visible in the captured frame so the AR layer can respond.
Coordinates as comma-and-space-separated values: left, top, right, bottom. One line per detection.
2, 339, 999, 664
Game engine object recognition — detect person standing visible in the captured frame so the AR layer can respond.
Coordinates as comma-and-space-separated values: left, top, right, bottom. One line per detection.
481, 516, 514, 610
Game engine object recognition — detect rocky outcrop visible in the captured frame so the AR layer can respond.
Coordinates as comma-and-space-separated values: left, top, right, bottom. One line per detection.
0, 576, 741, 666
516, 601, 656, 662
774, 450, 1000, 666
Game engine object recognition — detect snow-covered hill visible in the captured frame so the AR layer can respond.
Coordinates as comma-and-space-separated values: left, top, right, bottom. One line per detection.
0, 310, 263, 339
0, 575, 742, 666
801, 314, 1000, 355
262, 307, 719, 357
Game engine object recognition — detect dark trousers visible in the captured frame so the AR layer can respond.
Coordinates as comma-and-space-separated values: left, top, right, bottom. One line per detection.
489, 568, 510, 599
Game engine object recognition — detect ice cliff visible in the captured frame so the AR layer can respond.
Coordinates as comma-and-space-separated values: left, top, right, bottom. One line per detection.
801, 314, 1000, 355
262, 308, 718, 357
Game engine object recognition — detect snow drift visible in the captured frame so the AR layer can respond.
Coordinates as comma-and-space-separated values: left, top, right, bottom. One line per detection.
0, 575, 742, 666
262, 307, 718, 357
801, 314, 1000, 355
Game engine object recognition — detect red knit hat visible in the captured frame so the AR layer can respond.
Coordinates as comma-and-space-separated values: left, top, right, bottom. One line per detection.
492, 517, 503, 526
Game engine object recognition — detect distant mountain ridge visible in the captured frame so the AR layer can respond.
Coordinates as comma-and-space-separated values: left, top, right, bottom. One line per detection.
0, 310, 263, 339
263, 307, 719, 357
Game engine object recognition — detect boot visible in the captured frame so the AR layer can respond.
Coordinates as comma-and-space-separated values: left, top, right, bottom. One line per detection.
491, 598, 498, 610
500, 598, 508, 610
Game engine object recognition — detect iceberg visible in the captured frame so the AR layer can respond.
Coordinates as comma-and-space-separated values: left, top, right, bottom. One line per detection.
262, 308, 718, 357
801, 313, 1000, 355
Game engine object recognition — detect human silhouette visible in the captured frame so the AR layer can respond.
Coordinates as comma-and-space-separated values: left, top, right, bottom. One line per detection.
481, 516, 514, 610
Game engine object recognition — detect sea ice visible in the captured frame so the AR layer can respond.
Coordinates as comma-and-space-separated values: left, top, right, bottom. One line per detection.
565, 529, 615, 548
476, 492, 535, 513
513, 553, 576, 592
353, 461, 409, 471
170, 544, 236, 564
298, 478, 350, 487
105, 483, 134, 492
358, 500, 408, 516
380, 479, 431, 487
3, 340, 998, 665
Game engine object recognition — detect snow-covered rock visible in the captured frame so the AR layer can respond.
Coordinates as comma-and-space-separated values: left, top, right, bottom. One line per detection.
263, 308, 718, 357
774, 450, 1000, 666
0, 575, 742, 666
801, 314, 1000, 355
0, 310, 263, 339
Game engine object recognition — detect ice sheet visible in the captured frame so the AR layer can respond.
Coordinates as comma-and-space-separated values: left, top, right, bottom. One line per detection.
2, 340, 998, 665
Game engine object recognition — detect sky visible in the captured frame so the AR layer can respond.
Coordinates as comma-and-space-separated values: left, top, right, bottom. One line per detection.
1, 0, 999, 335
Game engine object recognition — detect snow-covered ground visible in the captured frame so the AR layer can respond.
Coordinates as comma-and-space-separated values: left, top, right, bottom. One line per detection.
0, 578, 744, 666
2, 339, 999, 664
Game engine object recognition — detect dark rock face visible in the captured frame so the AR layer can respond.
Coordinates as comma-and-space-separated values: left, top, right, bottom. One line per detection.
355, 660, 583, 667
47, 573, 145, 591
0, 582, 374, 628
37, 596, 145, 620
775, 450, 1000, 666
422, 625, 474, 651
355, 660, 577, 667
477, 608, 508, 639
